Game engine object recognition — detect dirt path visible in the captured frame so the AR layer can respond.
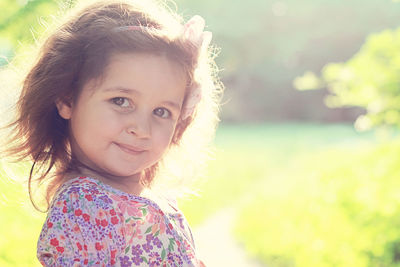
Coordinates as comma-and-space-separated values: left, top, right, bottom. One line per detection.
192, 207, 265, 267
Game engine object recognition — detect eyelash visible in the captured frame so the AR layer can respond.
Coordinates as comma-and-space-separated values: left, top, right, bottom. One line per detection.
110, 97, 172, 118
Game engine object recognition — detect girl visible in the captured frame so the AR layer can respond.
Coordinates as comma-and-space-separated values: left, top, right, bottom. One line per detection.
2, 0, 222, 266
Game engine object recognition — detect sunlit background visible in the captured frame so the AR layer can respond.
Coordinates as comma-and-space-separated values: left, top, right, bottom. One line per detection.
2, 0, 400, 266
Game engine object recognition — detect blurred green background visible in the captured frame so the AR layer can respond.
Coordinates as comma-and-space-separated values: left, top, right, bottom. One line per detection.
2, 0, 400, 266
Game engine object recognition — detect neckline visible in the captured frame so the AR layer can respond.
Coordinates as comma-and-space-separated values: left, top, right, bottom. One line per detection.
66, 176, 178, 215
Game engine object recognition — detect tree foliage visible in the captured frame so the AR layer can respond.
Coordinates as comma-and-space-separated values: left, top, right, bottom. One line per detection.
295, 27, 400, 131
0, 0, 61, 65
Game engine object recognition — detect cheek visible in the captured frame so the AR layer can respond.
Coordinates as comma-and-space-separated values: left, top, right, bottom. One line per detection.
152, 123, 176, 152
71, 105, 122, 143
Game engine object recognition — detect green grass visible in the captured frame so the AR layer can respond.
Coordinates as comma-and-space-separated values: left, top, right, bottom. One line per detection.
179, 122, 379, 226
231, 126, 400, 266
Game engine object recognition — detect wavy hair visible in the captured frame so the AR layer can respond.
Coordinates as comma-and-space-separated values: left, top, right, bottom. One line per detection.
1, 0, 223, 211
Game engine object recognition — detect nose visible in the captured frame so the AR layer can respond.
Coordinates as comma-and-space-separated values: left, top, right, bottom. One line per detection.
126, 112, 151, 139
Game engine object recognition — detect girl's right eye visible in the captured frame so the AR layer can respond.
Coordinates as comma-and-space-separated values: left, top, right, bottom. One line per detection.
111, 97, 131, 108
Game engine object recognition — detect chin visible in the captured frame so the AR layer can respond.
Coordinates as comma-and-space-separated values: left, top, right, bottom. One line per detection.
105, 161, 155, 178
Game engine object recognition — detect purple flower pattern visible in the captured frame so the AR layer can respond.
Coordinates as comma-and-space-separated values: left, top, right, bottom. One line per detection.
37, 176, 199, 266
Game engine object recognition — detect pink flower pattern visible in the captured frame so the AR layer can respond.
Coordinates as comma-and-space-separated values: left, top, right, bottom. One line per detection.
37, 177, 200, 266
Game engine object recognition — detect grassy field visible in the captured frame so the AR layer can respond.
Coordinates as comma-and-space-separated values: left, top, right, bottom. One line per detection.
234, 141, 400, 267
0, 123, 393, 266
179, 122, 378, 225
212, 124, 399, 267
180, 123, 400, 266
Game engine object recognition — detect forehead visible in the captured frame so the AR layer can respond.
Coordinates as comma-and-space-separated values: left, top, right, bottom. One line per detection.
83, 52, 188, 101
106, 52, 187, 84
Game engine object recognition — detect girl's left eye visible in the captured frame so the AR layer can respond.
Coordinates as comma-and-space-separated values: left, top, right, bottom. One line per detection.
111, 97, 131, 108
153, 108, 171, 118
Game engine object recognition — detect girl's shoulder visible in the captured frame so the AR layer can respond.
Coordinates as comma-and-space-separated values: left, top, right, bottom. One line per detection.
51, 176, 190, 235
51, 176, 111, 207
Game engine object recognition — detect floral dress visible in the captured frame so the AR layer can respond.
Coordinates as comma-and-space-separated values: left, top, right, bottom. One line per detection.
37, 176, 200, 267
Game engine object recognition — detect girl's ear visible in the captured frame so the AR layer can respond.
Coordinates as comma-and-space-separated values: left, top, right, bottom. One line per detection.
55, 98, 73, 120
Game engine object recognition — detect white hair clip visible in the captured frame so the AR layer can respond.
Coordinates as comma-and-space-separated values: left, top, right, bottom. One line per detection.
180, 15, 212, 120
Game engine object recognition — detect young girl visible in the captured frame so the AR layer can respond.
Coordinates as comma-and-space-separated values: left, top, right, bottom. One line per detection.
2, 0, 222, 266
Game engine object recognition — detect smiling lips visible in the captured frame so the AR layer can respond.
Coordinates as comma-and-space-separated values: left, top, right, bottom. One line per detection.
115, 142, 147, 155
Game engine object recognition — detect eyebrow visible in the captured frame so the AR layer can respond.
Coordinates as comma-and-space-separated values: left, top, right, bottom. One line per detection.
103, 86, 139, 94
103, 86, 182, 111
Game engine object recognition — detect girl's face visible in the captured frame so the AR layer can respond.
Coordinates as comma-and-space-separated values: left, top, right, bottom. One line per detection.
57, 52, 187, 179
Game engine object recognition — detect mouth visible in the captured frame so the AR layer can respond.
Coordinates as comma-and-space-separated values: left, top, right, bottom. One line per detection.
114, 142, 147, 155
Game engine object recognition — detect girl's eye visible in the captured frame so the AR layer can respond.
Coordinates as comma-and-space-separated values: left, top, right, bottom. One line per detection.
153, 107, 171, 118
111, 97, 130, 108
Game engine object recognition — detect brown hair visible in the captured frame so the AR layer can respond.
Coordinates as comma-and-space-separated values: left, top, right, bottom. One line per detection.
2, 0, 223, 211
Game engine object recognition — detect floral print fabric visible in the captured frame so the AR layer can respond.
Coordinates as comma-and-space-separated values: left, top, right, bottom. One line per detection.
37, 176, 199, 266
